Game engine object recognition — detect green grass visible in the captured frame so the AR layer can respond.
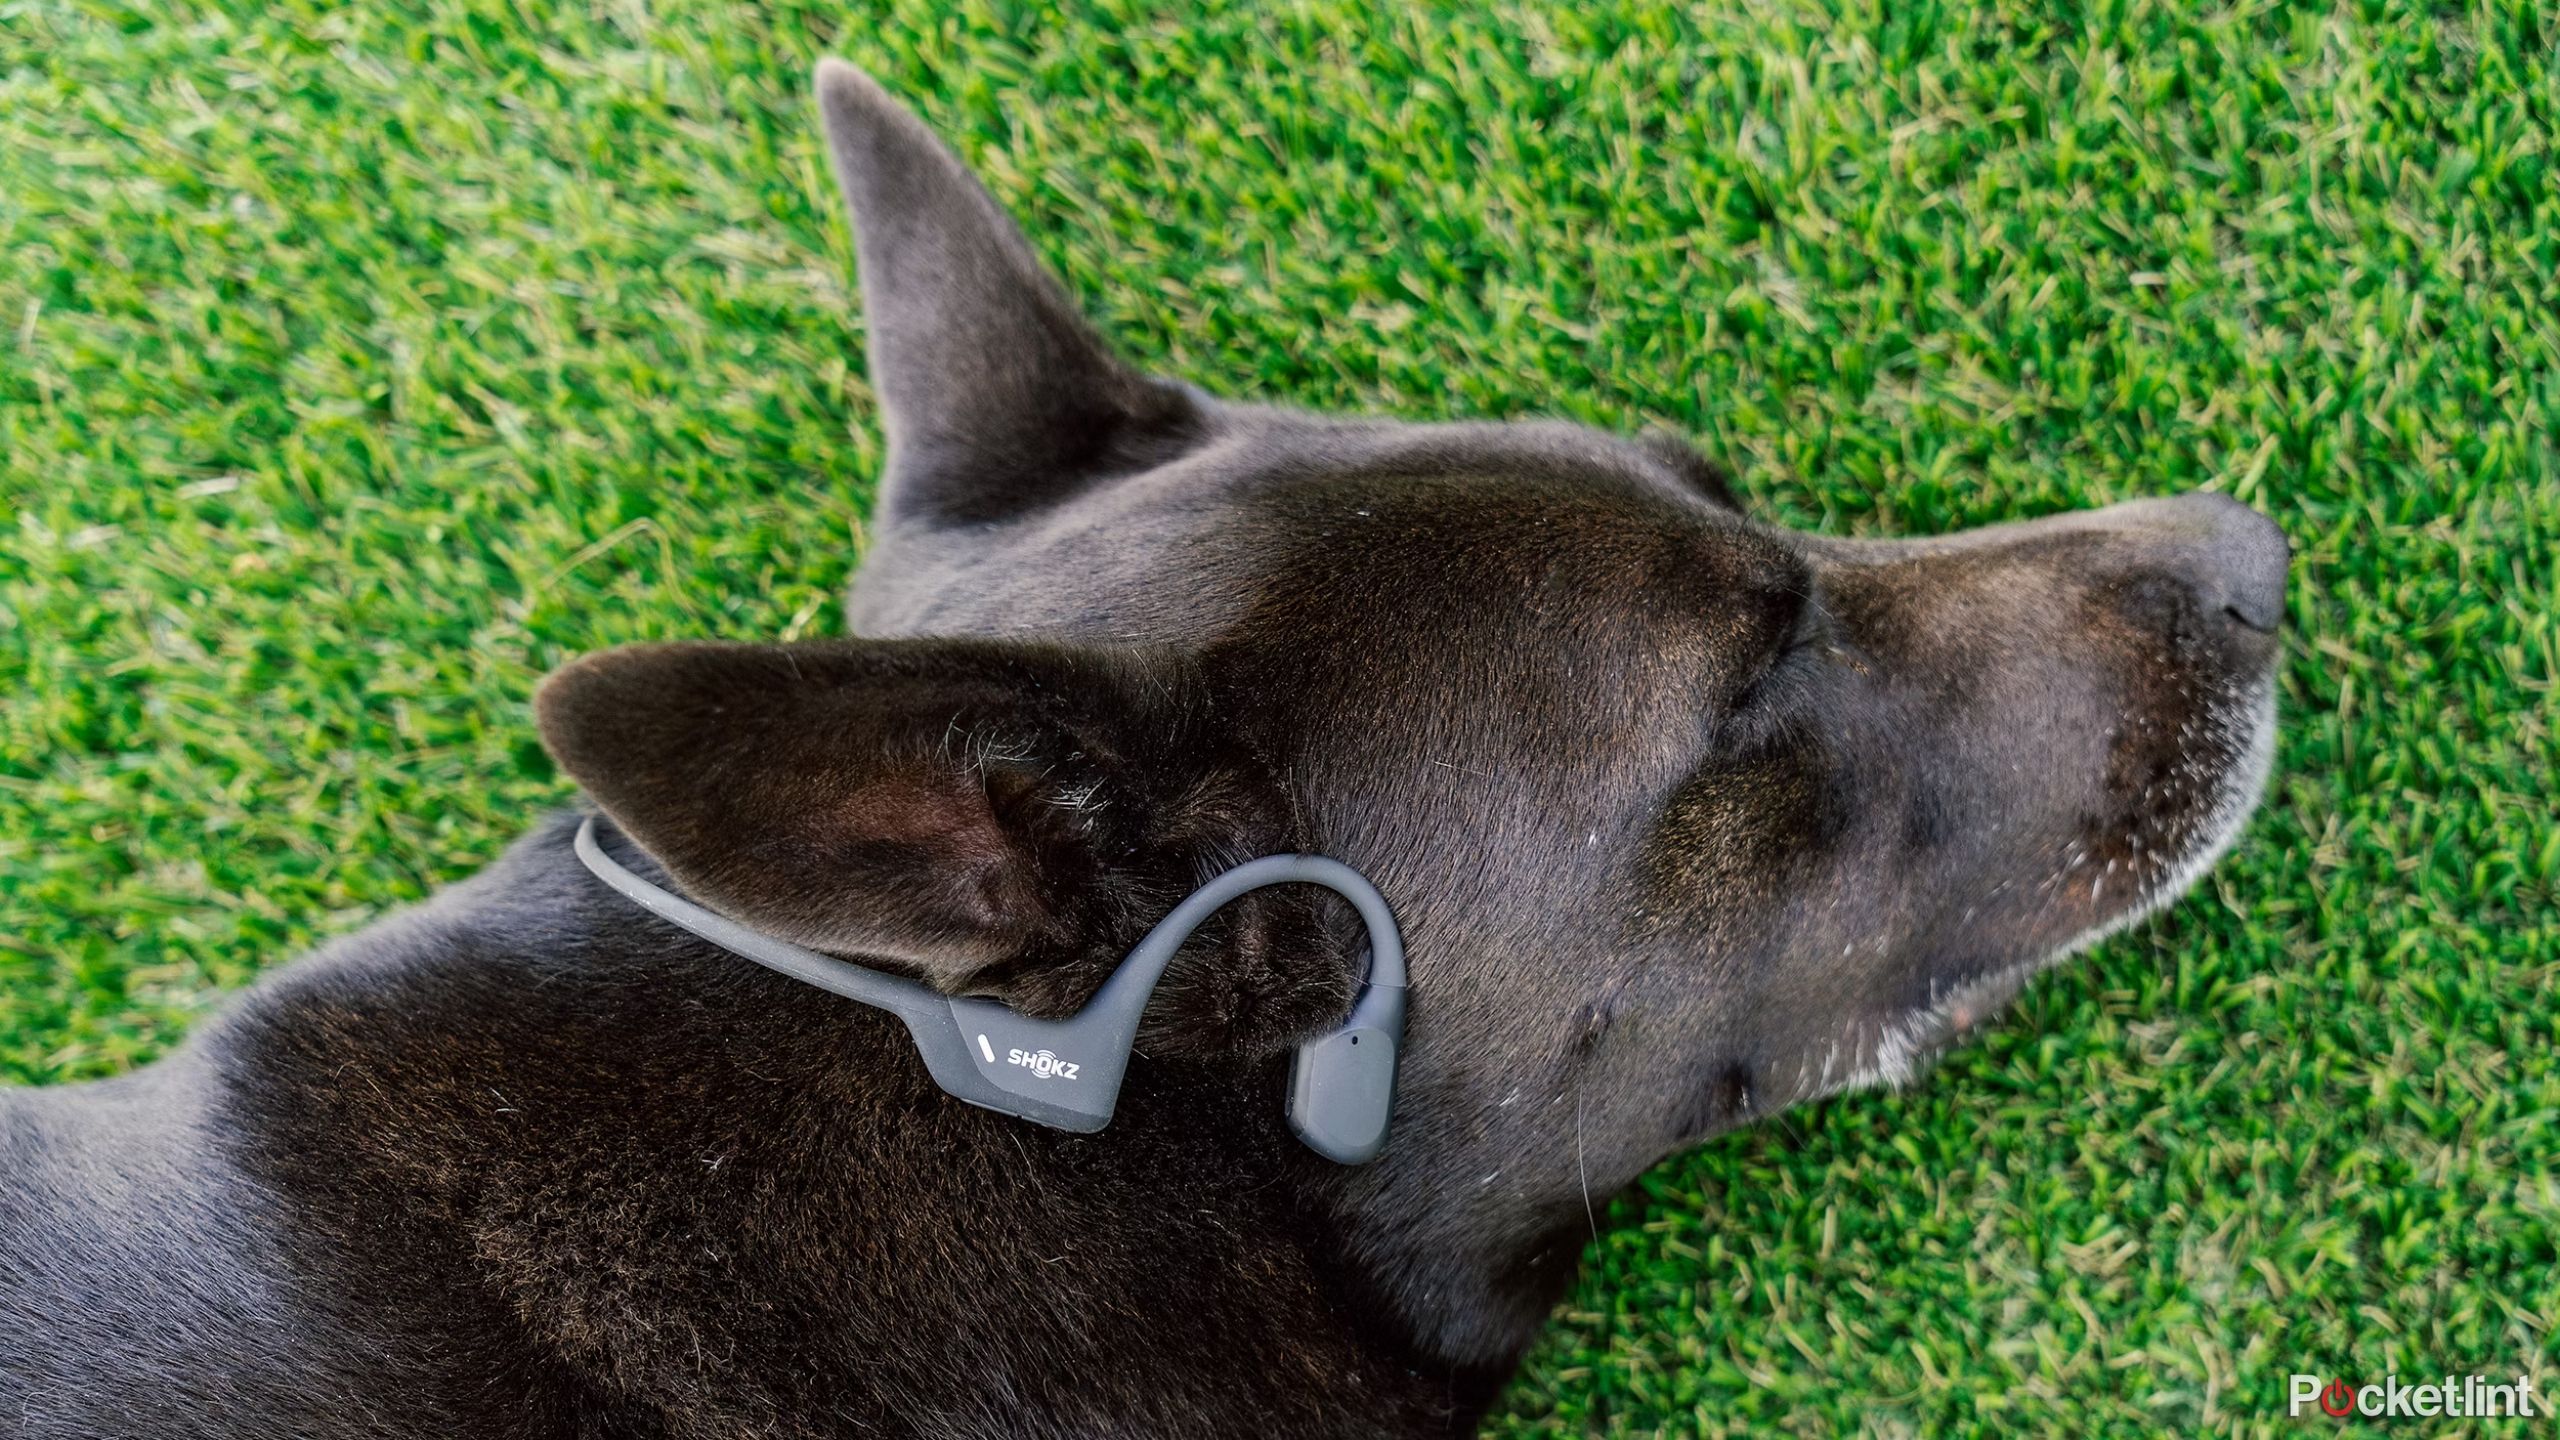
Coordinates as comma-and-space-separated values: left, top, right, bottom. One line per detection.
3, 0, 2555, 1433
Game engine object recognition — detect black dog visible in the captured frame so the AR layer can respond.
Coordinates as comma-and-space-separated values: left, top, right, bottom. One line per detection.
0, 61, 2287, 1437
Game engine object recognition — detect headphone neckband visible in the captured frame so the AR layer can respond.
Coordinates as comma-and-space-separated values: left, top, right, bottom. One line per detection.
571, 815, 1406, 1162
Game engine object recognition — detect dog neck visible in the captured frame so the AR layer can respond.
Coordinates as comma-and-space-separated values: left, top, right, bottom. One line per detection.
210, 811, 1531, 1433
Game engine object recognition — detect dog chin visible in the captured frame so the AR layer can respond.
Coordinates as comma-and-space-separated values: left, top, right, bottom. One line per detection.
1812, 676, 2279, 1102
2063, 675, 2281, 962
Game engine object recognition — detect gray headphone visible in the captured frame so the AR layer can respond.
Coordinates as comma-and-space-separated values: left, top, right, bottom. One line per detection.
573, 816, 1407, 1164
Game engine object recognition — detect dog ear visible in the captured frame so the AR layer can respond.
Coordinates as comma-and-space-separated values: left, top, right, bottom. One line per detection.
812, 60, 1204, 527
536, 639, 1322, 1024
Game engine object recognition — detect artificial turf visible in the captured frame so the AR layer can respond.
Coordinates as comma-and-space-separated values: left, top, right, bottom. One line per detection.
2, 0, 2554, 1433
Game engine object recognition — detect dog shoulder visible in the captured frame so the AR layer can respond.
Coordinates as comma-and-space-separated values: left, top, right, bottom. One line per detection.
0, 1051, 454, 1435
0, 816, 618, 1436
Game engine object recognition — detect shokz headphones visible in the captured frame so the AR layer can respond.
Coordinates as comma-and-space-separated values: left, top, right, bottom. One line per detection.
573, 816, 1406, 1164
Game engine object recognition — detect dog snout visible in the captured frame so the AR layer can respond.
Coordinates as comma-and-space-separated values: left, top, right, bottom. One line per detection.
1802, 491, 2290, 642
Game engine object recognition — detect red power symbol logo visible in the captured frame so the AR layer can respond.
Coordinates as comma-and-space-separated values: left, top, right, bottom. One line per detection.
2320, 1379, 2356, 1417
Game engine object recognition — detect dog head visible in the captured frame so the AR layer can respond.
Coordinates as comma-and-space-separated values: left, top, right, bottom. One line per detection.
555, 61, 2287, 1366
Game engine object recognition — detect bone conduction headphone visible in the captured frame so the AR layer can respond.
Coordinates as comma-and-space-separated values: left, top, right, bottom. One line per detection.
573, 816, 1407, 1164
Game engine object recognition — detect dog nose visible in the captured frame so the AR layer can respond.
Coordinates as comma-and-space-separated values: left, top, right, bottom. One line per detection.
2168, 491, 2289, 633
2103, 491, 2289, 635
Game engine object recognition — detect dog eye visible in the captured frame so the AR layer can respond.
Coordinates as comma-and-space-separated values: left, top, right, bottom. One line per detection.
1726, 587, 1826, 716
1782, 594, 1832, 659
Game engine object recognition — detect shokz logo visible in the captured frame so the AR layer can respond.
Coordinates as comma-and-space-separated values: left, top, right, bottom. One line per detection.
1008, 1047, 1080, 1081
974, 1034, 1081, 1081
2287, 1372, 2538, 1420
